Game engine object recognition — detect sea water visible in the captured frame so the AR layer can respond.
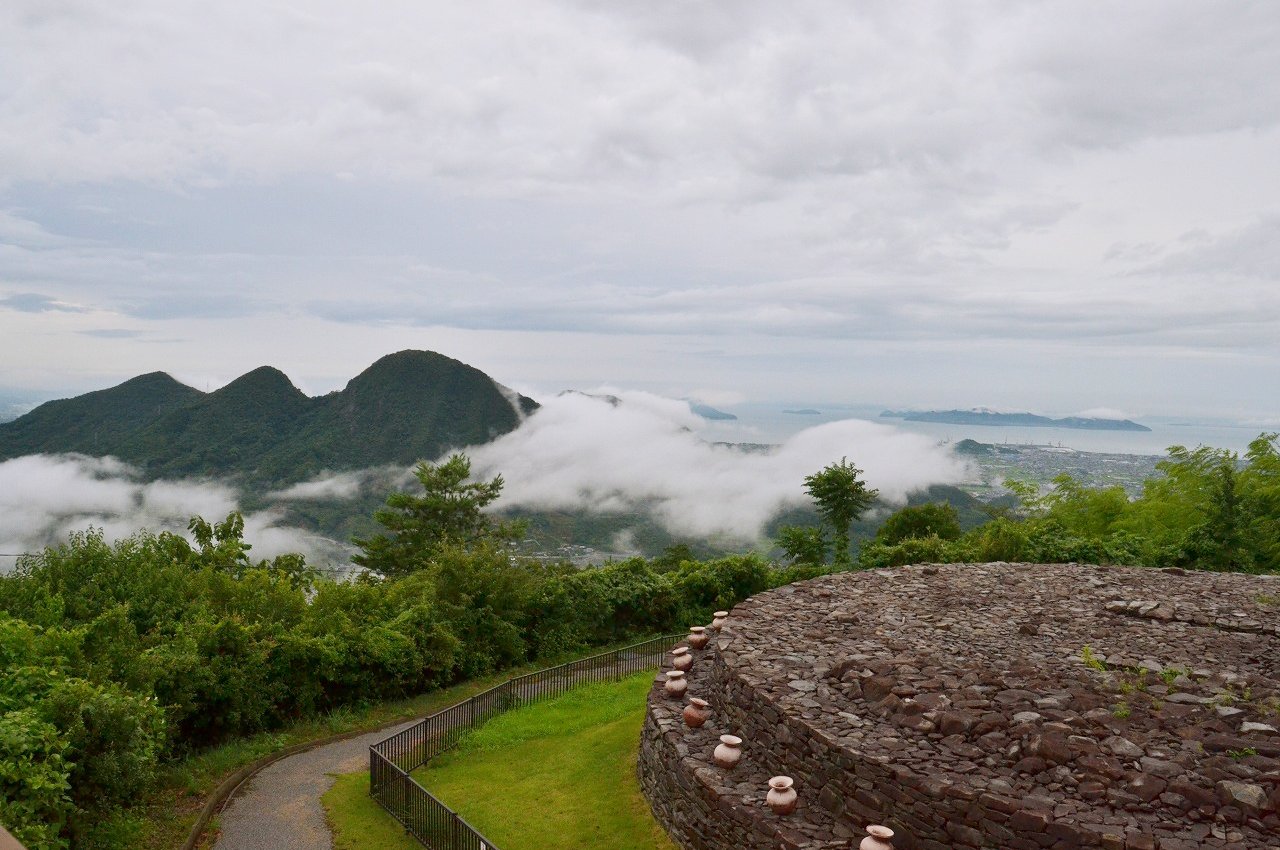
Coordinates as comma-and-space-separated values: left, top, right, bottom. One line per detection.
696, 403, 1274, 457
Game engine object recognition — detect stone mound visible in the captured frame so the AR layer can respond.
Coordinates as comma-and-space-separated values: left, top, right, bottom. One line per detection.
638, 563, 1280, 850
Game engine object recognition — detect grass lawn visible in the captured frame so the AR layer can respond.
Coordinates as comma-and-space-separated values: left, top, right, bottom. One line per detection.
416, 673, 677, 850
131, 638, 668, 850
325, 673, 677, 850
323, 773, 422, 850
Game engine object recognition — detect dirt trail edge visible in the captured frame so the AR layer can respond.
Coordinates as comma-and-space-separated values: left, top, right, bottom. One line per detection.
213, 720, 416, 850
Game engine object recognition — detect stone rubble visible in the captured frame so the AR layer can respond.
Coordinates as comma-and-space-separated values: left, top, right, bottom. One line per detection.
637, 562, 1280, 850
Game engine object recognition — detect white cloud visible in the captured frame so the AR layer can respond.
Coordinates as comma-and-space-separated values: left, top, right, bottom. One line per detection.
0, 1, 1278, 417
267, 472, 366, 502
687, 389, 747, 408
1074, 408, 1133, 421
0, 454, 348, 573
467, 390, 972, 542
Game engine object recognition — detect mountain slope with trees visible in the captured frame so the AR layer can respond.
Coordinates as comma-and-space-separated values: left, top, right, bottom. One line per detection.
0, 372, 202, 458
0, 351, 538, 485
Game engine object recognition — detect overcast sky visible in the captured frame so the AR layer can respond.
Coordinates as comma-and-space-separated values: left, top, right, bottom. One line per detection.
2, 0, 1278, 420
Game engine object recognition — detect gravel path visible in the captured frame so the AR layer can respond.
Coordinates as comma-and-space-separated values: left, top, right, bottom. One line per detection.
214, 720, 417, 850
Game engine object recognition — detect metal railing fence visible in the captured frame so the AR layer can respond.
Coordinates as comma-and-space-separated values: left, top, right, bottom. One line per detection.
370, 634, 683, 849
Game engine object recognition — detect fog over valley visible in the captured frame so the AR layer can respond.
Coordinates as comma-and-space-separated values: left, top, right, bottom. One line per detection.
0, 390, 975, 572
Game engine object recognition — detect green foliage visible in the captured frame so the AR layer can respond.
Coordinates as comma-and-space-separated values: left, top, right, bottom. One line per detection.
0, 502, 800, 846
860, 434, 1280, 575
650, 543, 697, 572
857, 535, 955, 569
1080, 646, 1107, 672
0, 708, 73, 850
353, 454, 517, 577
774, 525, 828, 567
788, 458, 879, 568
874, 503, 962, 545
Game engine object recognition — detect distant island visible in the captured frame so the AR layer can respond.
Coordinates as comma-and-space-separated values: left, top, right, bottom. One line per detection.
783, 408, 821, 415
881, 408, 1151, 432
688, 403, 737, 421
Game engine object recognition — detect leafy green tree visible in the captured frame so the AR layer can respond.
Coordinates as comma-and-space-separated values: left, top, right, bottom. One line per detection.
803, 458, 878, 567
1036, 475, 1129, 538
0, 707, 72, 849
651, 543, 697, 572
775, 525, 828, 566
1240, 433, 1280, 572
874, 503, 961, 545
858, 535, 956, 569
353, 454, 514, 577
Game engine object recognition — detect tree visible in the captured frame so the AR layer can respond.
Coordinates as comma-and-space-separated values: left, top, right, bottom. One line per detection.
353, 454, 511, 577
875, 502, 961, 546
775, 525, 828, 566
804, 458, 878, 568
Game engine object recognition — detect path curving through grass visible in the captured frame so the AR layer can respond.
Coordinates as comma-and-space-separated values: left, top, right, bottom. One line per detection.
326, 672, 677, 850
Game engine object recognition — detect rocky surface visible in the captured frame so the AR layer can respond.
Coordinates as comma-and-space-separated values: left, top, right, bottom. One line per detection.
639, 563, 1280, 850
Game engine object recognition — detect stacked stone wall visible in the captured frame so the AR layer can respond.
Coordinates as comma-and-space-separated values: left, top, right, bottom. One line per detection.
639, 563, 1280, 850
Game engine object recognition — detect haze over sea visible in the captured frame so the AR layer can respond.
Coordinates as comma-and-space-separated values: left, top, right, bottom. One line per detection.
696, 404, 1273, 457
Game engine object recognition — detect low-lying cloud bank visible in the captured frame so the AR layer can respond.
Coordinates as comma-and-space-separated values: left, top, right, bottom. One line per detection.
0, 454, 353, 574
467, 391, 973, 541
0, 391, 974, 572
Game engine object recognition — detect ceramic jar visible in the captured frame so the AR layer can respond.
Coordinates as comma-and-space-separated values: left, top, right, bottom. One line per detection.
688, 626, 710, 650
766, 776, 797, 815
710, 610, 728, 631
712, 734, 742, 769
671, 646, 693, 672
664, 670, 687, 699
860, 825, 895, 850
682, 697, 711, 728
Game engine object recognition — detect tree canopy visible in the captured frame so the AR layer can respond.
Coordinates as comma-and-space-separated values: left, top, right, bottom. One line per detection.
803, 457, 879, 567
352, 453, 515, 577
874, 502, 961, 546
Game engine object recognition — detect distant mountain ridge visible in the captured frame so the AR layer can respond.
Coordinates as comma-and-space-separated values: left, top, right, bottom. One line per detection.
880, 408, 1151, 432
0, 350, 539, 484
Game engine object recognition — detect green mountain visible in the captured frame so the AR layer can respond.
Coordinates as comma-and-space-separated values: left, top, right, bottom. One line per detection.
0, 372, 202, 457
0, 351, 538, 484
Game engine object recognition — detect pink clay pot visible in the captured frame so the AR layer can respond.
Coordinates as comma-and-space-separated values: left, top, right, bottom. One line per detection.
670, 646, 693, 672
766, 775, 797, 815
710, 610, 729, 631
682, 697, 711, 728
860, 825, 894, 850
712, 734, 742, 769
663, 670, 687, 699
688, 626, 710, 650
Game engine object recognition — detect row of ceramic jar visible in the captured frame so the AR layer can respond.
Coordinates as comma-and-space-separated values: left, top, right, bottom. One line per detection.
694, 726, 895, 847
661, 621, 896, 848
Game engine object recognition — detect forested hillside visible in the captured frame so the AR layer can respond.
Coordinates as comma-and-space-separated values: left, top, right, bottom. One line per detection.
0, 351, 538, 485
